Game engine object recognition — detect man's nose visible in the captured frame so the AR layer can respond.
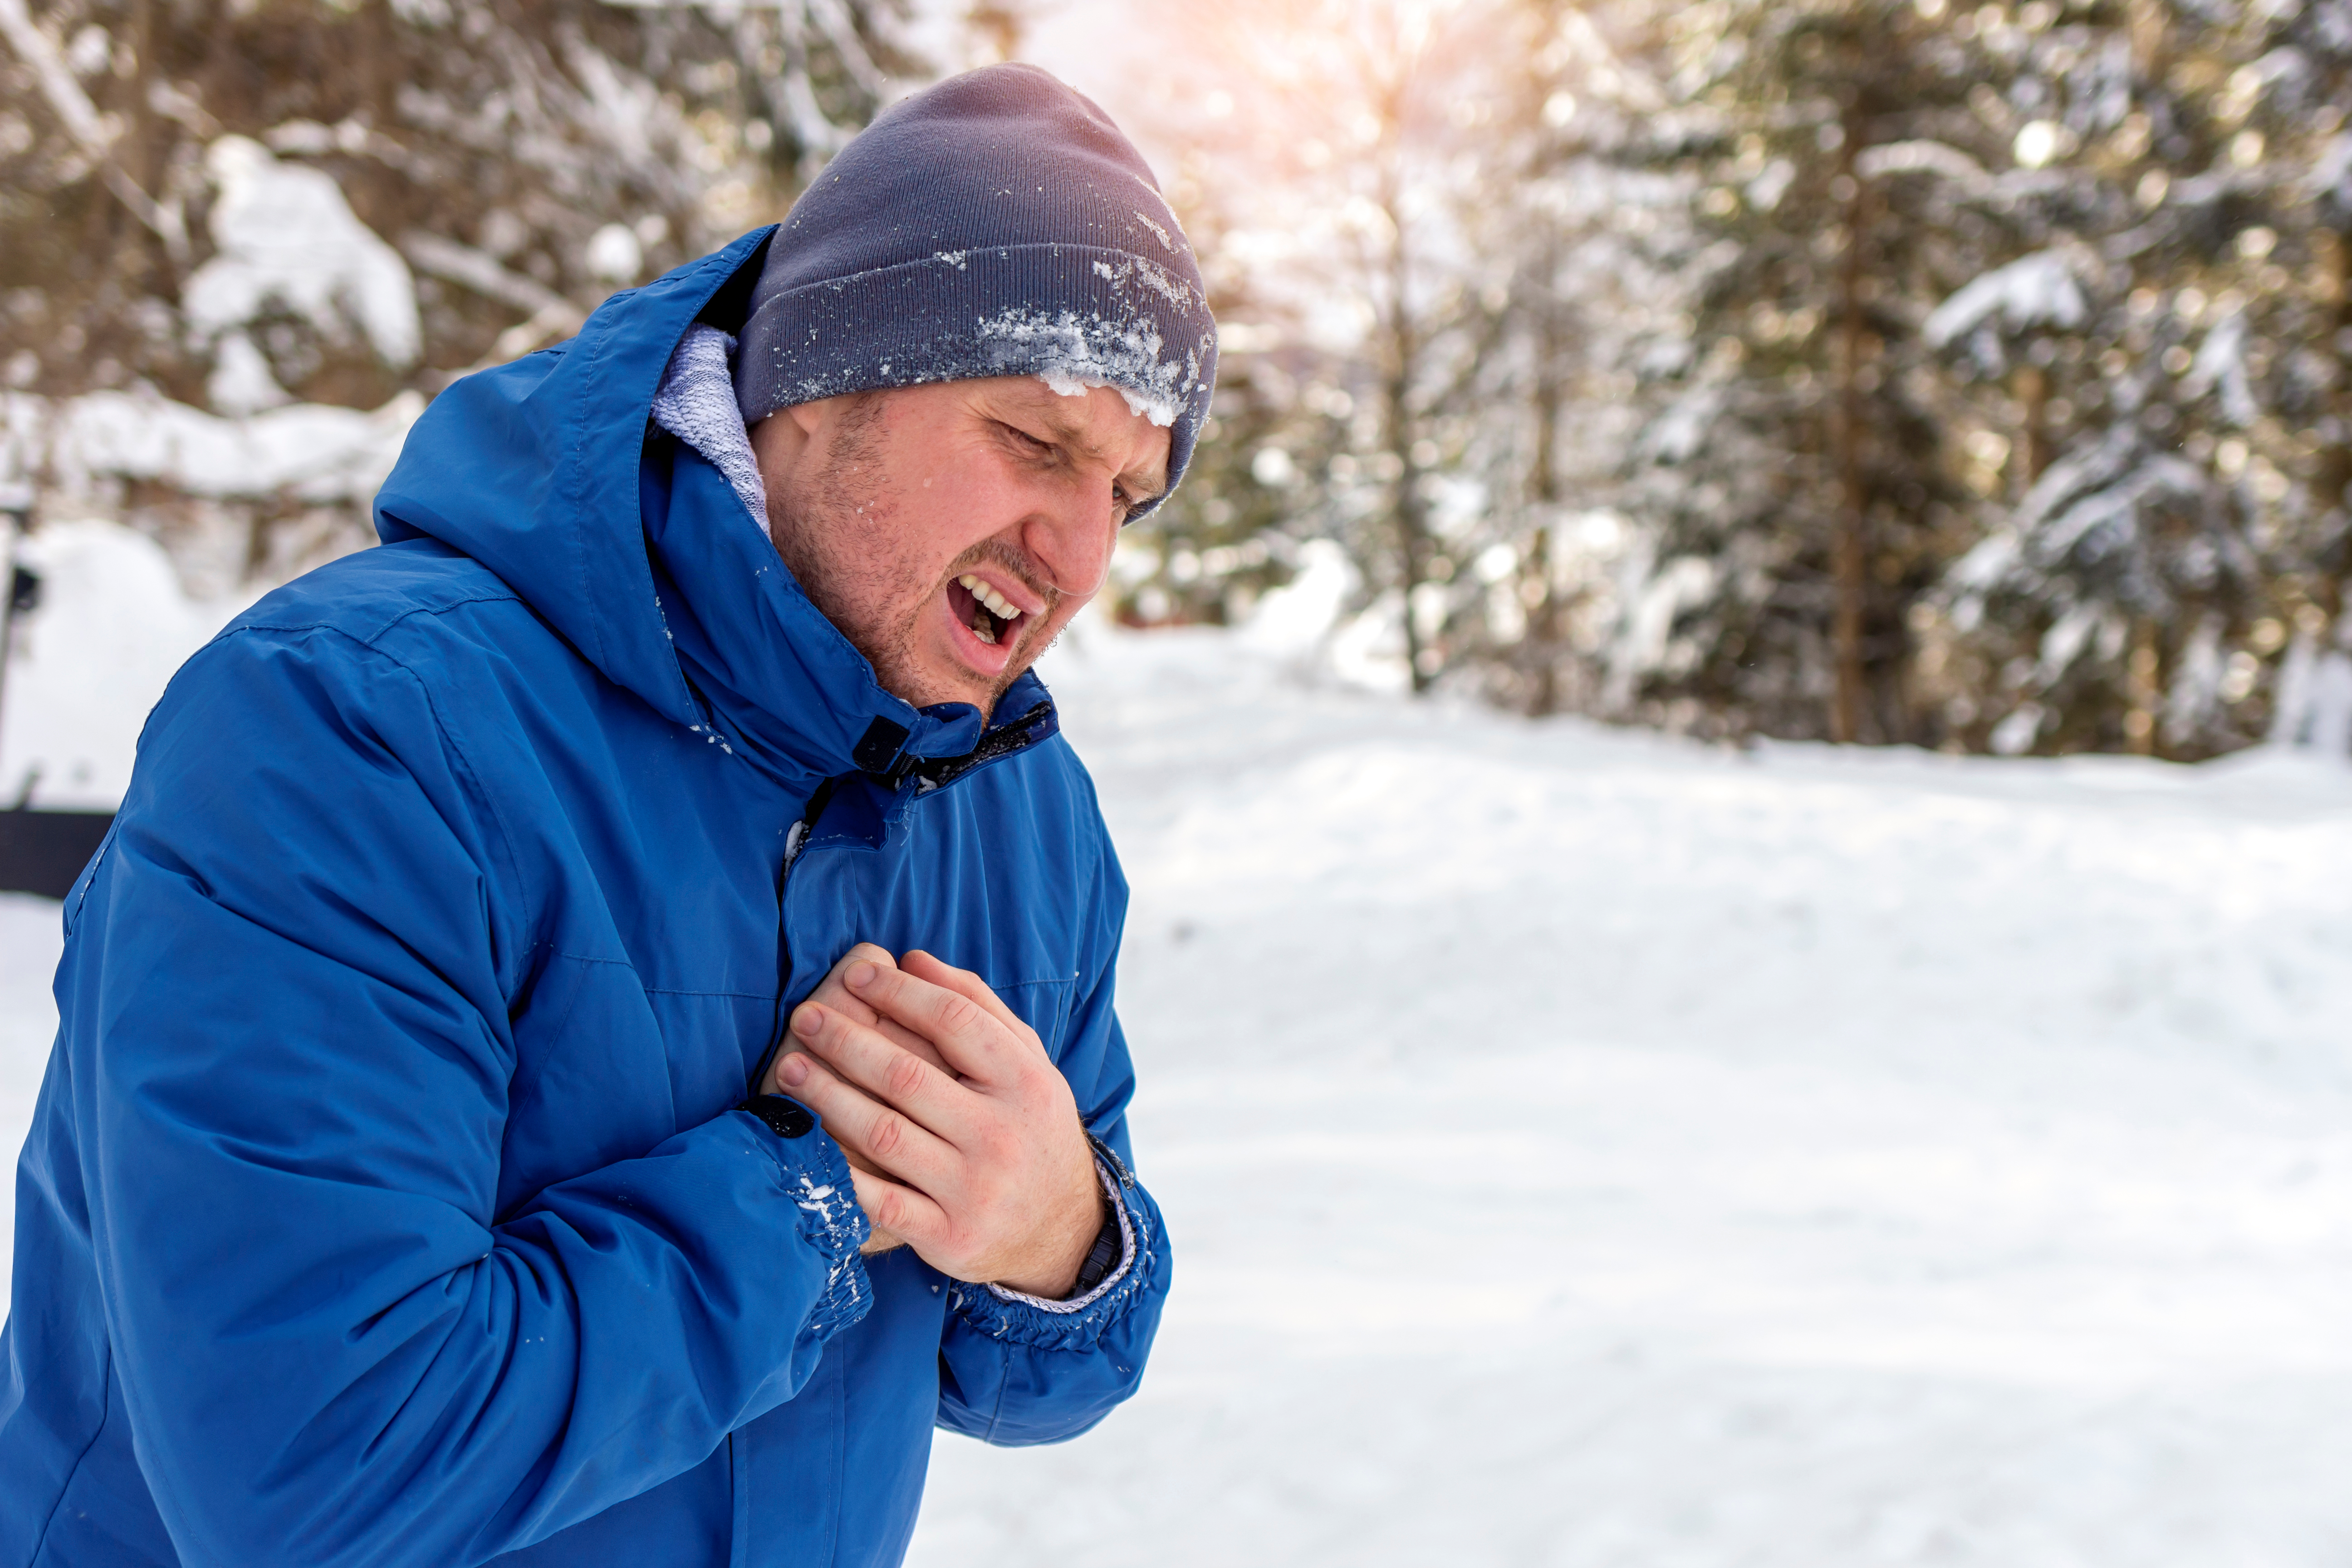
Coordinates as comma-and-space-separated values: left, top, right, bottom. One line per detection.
1019, 480, 1119, 600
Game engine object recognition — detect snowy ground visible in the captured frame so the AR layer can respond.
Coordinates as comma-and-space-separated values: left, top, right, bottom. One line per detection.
8, 626, 2352, 1564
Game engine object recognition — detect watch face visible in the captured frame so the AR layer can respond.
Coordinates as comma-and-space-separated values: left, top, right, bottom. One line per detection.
740, 1095, 817, 1139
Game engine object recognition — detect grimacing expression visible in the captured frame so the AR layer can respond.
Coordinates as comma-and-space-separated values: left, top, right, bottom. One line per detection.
750, 377, 1172, 719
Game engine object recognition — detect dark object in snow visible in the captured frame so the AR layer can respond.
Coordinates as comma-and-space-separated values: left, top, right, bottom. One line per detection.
0, 490, 35, 783
0, 808, 112, 901
733, 63, 1217, 517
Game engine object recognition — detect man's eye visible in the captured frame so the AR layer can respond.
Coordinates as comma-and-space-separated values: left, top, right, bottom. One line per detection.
1001, 423, 1054, 456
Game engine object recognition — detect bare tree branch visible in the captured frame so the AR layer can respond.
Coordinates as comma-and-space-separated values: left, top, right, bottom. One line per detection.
0, 0, 191, 264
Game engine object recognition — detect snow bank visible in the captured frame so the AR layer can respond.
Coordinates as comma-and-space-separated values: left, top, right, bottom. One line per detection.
908, 627, 2352, 1568
0, 893, 62, 1284
1237, 537, 1352, 658
5, 625, 2351, 1564
0, 519, 249, 806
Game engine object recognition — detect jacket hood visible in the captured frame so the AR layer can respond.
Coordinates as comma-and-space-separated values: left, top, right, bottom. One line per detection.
372, 229, 1048, 793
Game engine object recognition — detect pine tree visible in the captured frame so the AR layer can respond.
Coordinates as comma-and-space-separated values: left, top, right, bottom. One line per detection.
1918, 0, 2322, 758
1616, 0, 2032, 744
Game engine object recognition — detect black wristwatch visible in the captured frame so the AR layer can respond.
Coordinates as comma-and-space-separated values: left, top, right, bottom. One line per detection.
735, 1094, 816, 1138
1069, 1201, 1123, 1297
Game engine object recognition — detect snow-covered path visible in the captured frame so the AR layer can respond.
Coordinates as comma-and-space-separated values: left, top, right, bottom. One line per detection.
6, 627, 2352, 1563
910, 629, 2352, 1567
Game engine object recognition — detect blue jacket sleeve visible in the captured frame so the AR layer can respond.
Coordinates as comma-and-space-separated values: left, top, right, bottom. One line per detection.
934, 838, 1172, 1446
60, 626, 871, 1568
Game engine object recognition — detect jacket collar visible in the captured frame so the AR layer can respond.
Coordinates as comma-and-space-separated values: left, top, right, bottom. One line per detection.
642, 429, 1060, 798
376, 229, 1058, 800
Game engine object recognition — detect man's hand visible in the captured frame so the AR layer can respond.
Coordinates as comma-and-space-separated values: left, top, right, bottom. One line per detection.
771, 950, 1103, 1297
762, 944, 940, 1256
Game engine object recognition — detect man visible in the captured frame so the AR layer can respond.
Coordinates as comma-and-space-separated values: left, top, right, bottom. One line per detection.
0, 64, 1210, 1567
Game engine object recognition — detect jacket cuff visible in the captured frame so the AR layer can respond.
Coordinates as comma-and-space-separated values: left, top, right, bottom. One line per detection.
734, 1107, 874, 1338
959, 1159, 1152, 1349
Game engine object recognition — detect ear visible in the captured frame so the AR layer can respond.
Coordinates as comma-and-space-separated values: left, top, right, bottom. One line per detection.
747, 407, 814, 491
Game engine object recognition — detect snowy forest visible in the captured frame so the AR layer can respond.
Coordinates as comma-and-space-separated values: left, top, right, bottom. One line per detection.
6, 8, 2352, 1561
4, 0, 2352, 763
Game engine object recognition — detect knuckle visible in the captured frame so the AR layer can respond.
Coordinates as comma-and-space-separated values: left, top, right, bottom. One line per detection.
882, 1052, 928, 1101
936, 993, 986, 1037
867, 1109, 907, 1158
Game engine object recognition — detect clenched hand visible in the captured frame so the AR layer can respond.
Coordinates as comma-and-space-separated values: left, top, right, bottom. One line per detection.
765, 947, 1102, 1298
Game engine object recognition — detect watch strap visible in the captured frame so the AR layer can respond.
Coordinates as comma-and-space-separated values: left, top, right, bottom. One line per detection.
735, 1094, 817, 1139
1070, 1199, 1125, 1296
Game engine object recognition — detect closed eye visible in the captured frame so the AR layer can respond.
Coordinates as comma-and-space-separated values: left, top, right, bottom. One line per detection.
999, 421, 1058, 461
1114, 478, 1164, 521
998, 419, 1157, 519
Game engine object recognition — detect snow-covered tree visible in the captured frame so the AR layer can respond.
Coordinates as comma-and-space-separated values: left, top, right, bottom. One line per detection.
1114, 0, 1538, 692
0, 0, 952, 596
1611, 0, 2023, 744
1913, 0, 2328, 758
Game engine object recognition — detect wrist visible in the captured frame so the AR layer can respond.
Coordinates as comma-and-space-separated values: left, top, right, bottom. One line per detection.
994, 1163, 1106, 1298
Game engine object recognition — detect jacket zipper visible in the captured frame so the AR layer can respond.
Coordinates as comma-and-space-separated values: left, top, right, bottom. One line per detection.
750, 778, 837, 1093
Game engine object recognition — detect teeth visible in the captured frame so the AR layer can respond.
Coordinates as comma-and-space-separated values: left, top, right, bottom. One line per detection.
957, 573, 1022, 621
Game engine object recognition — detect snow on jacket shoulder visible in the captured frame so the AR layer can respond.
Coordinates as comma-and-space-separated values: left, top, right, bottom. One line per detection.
0, 228, 1171, 1568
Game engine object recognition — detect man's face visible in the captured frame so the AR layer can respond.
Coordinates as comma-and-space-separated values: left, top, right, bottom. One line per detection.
750, 376, 1171, 719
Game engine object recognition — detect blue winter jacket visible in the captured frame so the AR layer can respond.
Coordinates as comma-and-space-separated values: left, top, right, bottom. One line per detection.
0, 228, 1170, 1568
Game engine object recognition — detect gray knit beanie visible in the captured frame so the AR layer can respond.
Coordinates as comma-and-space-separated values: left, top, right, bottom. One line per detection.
732, 64, 1217, 517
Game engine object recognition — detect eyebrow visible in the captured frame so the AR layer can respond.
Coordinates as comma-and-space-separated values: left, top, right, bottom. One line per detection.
1009, 395, 1169, 500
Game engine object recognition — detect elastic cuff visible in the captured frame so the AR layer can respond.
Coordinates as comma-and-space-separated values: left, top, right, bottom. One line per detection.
983, 1161, 1134, 1315
738, 1109, 874, 1336
954, 1160, 1155, 1350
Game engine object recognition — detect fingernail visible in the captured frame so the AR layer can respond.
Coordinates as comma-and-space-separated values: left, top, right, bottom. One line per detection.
847, 961, 877, 989
793, 1004, 823, 1037
780, 1053, 809, 1086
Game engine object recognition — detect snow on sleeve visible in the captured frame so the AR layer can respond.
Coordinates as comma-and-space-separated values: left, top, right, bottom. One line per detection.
182, 136, 422, 371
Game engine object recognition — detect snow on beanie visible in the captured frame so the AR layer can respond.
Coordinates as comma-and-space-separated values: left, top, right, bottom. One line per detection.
732, 63, 1217, 518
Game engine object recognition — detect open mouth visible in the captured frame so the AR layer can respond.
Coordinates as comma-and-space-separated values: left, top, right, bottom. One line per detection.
949, 573, 1023, 647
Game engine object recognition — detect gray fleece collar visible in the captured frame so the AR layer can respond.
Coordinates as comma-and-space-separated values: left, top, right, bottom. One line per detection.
651, 324, 769, 529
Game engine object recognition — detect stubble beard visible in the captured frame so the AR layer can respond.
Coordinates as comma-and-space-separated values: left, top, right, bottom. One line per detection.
766, 403, 1056, 718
